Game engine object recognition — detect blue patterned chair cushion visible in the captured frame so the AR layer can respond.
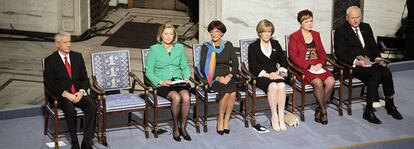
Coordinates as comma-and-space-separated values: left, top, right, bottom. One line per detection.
344, 78, 364, 86
91, 50, 132, 91
248, 83, 294, 96
104, 93, 146, 112
46, 105, 83, 119
295, 80, 314, 92
295, 79, 341, 92
198, 88, 219, 102
147, 93, 197, 107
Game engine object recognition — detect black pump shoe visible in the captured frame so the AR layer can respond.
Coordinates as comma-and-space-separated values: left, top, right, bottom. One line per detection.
224, 129, 230, 134
320, 112, 328, 125
180, 128, 192, 141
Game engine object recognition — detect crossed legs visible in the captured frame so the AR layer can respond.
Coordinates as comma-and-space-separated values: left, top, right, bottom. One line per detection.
310, 77, 335, 124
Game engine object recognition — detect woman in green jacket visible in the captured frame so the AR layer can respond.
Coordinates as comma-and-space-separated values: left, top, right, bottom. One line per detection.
145, 23, 192, 142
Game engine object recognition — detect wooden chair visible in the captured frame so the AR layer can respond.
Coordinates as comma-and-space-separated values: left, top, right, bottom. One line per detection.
141, 48, 200, 138
239, 38, 296, 127
91, 50, 149, 145
285, 35, 344, 121
192, 43, 249, 132
331, 30, 366, 115
42, 58, 85, 149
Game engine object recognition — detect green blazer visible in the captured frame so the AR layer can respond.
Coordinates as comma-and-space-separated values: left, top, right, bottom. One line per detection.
145, 42, 191, 86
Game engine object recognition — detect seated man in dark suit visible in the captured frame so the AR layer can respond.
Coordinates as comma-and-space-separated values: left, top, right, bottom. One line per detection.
44, 31, 97, 149
334, 6, 403, 124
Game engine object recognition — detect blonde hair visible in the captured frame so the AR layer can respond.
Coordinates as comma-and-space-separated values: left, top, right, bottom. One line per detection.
256, 19, 275, 37
346, 6, 361, 17
156, 23, 177, 43
54, 31, 71, 44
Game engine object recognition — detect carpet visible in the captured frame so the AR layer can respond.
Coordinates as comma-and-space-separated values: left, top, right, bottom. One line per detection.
102, 22, 176, 49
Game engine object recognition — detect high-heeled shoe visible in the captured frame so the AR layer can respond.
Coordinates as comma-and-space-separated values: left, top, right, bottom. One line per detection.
320, 112, 328, 125
314, 107, 321, 123
224, 129, 230, 134
173, 134, 181, 142
217, 130, 224, 135
173, 129, 181, 142
180, 128, 192, 141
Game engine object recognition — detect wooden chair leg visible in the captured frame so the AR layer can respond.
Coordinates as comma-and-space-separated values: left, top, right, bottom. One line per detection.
193, 101, 200, 133
203, 99, 208, 133
153, 107, 159, 138
251, 95, 256, 127
53, 114, 59, 149
128, 113, 132, 126
348, 84, 353, 115
102, 111, 108, 146
300, 90, 305, 122
144, 110, 149, 138
44, 110, 49, 135
243, 97, 249, 128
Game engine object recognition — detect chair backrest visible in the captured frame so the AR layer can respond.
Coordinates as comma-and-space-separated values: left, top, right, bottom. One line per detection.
141, 49, 150, 71
284, 35, 290, 58
331, 30, 336, 55
192, 44, 203, 68
239, 38, 256, 69
91, 50, 131, 91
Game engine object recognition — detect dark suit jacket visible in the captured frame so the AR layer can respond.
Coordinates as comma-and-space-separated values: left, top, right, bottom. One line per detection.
334, 22, 381, 65
44, 51, 89, 99
247, 39, 287, 77
288, 29, 327, 70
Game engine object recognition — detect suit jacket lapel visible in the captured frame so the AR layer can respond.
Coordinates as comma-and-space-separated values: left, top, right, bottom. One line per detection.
69, 52, 78, 81
347, 24, 363, 48
55, 51, 72, 80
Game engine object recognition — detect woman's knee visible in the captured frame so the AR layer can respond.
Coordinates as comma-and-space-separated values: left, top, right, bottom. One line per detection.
311, 79, 324, 88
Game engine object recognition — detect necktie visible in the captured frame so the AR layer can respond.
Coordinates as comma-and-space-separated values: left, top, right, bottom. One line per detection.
64, 56, 77, 93
354, 28, 365, 48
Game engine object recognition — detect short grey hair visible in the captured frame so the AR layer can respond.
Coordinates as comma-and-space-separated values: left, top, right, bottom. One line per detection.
54, 31, 71, 43
346, 6, 361, 16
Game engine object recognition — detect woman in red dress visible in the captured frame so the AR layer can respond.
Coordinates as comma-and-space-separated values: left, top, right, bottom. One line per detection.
288, 10, 335, 125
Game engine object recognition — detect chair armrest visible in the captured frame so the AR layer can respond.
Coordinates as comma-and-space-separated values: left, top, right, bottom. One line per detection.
237, 69, 250, 82
92, 76, 105, 93
287, 59, 304, 75
327, 58, 344, 70
193, 66, 207, 85
90, 86, 104, 95
44, 86, 58, 100
143, 74, 157, 89
129, 72, 149, 90
189, 77, 200, 86
240, 63, 256, 80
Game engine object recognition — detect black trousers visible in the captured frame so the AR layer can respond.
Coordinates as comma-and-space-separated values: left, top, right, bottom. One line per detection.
353, 65, 395, 103
57, 96, 97, 142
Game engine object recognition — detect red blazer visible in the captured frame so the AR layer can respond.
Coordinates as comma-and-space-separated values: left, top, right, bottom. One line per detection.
288, 29, 327, 70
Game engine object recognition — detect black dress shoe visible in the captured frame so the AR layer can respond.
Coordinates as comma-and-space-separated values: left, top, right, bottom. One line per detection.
173, 135, 181, 142
180, 128, 192, 141
320, 112, 328, 125
217, 130, 224, 135
224, 129, 230, 134
81, 140, 92, 149
386, 105, 403, 120
363, 110, 382, 124
71, 141, 80, 149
